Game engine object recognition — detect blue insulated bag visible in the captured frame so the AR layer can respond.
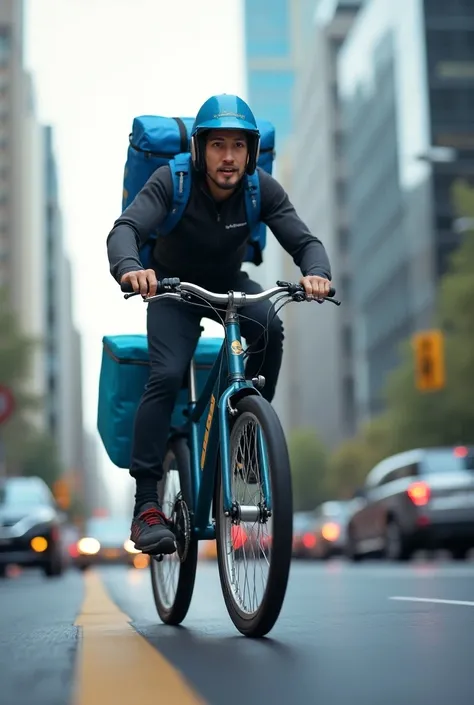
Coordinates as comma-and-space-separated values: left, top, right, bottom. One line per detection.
97, 333, 223, 469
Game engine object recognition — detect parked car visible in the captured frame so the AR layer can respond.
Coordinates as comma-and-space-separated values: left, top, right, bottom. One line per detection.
292, 511, 318, 559
0, 476, 66, 578
313, 501, 350, 560
346, 446, 474, 561
74, 515, 148, 570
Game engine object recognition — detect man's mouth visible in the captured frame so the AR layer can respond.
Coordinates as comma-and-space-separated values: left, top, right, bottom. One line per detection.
219, 168, 237, 175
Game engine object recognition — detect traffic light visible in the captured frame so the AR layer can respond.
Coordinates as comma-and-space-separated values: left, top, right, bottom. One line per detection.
412, 329, 445, 391
53, 478, 71, 510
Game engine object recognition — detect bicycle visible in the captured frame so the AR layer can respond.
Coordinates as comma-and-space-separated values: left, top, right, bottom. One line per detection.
121, 277, 340, 637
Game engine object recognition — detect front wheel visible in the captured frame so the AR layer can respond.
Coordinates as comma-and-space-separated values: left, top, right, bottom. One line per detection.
150, 436, 198, 625
215, 395, 293, 638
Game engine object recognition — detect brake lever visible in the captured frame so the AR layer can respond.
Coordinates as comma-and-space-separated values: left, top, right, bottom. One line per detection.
288, 290, 342, 306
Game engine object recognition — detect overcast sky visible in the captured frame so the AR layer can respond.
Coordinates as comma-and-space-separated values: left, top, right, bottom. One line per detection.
24, 0, 245, 511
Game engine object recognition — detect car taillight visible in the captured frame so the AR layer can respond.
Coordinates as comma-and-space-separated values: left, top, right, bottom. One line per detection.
407, 481, 430, 506
302, 532, 316, 549
231, 525, 247, 551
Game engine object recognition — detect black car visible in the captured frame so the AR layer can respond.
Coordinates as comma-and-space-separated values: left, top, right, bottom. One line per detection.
0, 476, 66, 578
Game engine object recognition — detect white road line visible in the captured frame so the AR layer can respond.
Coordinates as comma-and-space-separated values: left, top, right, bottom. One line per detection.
390, 596, 474, 607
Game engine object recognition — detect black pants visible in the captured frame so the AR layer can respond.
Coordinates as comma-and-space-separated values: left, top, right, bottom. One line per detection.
129, 272, 284, 481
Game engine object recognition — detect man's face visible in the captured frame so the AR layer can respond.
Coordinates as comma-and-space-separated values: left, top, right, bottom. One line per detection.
204, 130, 249, 191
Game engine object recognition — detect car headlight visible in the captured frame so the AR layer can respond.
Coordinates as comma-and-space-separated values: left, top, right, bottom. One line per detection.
77, 537, 101, 555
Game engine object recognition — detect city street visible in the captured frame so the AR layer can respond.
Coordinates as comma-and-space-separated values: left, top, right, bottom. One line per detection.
1, 558, 474, 705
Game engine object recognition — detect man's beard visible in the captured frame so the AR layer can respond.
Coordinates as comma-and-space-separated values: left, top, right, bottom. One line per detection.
207, 170, 243, 191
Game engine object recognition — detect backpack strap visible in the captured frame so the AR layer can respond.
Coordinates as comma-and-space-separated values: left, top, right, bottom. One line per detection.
243, 171, 261, 241
160, 152, 192, 235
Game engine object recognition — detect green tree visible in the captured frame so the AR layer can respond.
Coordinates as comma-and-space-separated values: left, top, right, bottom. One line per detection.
288, 427, 329, 511
0, 289, 64, 488
327, 415, 394, 498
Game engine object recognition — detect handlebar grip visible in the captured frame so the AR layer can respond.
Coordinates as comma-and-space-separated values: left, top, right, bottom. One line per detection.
328, 287, 336, 298
120, 277, 181, 296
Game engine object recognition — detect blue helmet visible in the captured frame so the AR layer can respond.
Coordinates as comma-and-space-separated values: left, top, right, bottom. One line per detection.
191, 94, 261, 175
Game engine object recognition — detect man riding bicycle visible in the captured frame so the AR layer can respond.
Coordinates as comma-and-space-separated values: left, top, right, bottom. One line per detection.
106, 93, 332, 557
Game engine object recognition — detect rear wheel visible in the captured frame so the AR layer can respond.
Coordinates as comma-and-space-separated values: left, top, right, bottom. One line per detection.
345, 527, 362, 562
150, 437, 198, 625
385, 519, 412, 561
215, 395, 293, 638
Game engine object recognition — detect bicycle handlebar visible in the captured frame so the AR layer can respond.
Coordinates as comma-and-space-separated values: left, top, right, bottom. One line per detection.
120, 277, 340, 306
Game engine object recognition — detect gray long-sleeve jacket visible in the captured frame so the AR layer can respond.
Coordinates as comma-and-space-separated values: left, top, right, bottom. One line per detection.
106, 165, 332, 287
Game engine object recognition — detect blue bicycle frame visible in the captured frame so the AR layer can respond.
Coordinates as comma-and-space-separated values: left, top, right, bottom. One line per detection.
183, 306, 272, 541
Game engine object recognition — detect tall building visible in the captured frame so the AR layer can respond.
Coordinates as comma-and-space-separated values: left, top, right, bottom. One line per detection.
243, 0, 319, 281
338, 0, 474, 425
43, 125, 85, 491
243, 0, 321, 430
44, 125, 61, 438
0, 0, 50, 431
0, 0, 23, 295
82, 431, 107, 517
281, 0, 363, 449
53, 251, 85, 490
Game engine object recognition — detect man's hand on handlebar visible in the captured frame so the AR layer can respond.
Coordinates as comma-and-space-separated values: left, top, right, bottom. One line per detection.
299, 274, 331, 301
120, 269, 158, 297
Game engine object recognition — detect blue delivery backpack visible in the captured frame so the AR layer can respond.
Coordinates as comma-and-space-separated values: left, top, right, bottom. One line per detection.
121, 115, 276, 267
97, 334, 224, 469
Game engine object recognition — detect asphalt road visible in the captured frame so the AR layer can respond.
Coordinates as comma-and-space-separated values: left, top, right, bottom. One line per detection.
1, 559, 474, 705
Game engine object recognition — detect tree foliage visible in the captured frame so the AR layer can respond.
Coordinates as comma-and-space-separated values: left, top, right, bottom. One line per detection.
288, 427, 329, 510
0, 289, 64, 489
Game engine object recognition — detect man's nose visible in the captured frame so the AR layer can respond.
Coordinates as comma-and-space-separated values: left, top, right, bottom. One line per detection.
222, 149, 235, 162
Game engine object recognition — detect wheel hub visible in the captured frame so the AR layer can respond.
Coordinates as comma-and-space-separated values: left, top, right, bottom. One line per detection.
172, 494, 191, 563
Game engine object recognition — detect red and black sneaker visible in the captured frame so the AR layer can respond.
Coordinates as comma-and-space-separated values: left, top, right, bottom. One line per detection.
130, 503, 177, 556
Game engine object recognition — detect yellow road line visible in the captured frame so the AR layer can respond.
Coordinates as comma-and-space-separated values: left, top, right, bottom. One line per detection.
73, 570, 206, 705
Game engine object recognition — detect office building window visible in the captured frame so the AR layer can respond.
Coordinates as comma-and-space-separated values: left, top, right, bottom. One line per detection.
246, 0, 290, 58
425, 0, 474, 17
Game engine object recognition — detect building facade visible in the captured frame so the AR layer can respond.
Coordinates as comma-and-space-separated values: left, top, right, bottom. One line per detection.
279, 0, 363, 449
43, 125, 85, 489
338, 0, 474, 424
243, 0, 323, 430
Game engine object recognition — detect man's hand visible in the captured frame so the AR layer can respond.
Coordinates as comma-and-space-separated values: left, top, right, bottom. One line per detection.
121, 269, 158, 297
299, 275, 331, 300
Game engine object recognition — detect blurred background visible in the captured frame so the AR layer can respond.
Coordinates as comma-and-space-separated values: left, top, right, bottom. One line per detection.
0, 0, 474, 568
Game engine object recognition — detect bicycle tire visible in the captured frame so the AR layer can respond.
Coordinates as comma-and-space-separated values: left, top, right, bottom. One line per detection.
150, 436, 198, 625
215, 395, 293, 637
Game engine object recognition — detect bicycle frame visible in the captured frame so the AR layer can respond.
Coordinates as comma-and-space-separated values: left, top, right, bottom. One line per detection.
183, 305, 272, 541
